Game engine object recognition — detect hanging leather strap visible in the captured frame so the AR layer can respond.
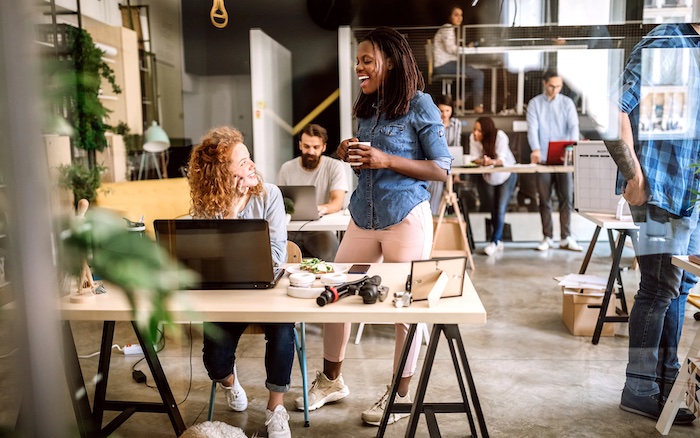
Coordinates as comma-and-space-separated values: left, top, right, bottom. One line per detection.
210, 0, 228, 29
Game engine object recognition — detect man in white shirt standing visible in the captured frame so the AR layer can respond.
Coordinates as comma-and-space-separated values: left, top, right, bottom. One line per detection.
527, 69, 582, 252
277, 124, 348, 261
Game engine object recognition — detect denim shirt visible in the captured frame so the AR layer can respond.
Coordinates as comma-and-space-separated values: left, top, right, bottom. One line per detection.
349, 91, 452, 229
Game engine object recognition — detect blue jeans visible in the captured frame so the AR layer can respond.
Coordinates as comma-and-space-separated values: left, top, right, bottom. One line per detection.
625, 203, 700, 396
489, 173, 517, 243
434, 61, 484, 108
203, 322, 295, 393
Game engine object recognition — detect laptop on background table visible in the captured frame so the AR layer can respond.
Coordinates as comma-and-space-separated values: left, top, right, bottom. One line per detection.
278, 185, 320, 221
153, 219, 284, 289
546, 140, 577, 165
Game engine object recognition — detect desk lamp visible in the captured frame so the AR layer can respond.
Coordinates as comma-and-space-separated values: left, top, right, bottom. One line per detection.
139, 121, 170, 179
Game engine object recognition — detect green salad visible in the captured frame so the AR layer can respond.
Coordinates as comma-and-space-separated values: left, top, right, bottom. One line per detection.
300, 258, 335, 274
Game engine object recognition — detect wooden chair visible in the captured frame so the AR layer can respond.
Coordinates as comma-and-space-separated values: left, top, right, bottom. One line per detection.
208, 241, 310, 426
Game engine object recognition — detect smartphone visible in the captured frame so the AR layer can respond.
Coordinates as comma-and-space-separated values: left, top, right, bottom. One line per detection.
348, 264, 371, 274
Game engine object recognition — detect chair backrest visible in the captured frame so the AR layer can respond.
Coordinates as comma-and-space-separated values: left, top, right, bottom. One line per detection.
425, 39, 434, 85
287, 241, 302, 263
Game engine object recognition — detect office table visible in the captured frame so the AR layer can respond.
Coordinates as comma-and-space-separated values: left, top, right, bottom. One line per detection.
577, 211, 638, 344
54, 263, 488, 438
433, 164, 574, 267
287, 210, 351, 234
656, 256, 700, 435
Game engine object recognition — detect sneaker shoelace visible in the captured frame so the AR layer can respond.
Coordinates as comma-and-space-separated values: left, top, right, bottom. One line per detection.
266, 408, 290, 430
373, 388, 391, 411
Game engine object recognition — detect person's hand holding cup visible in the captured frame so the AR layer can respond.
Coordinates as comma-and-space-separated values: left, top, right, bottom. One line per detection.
347, 141, 370, 167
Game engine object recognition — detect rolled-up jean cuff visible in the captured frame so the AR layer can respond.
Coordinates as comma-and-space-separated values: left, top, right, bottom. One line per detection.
266, 381, 290, 393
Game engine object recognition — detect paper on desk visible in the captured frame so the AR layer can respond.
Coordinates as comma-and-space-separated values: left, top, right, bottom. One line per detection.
558, 273, 610, 291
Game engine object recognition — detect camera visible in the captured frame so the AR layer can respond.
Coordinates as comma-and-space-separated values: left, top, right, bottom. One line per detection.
316, 275, 387, 307
393, 291, 412, 308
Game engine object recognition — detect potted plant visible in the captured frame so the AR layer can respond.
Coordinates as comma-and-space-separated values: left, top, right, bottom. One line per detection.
57, 162, 106, 207
284, 197, 295, 224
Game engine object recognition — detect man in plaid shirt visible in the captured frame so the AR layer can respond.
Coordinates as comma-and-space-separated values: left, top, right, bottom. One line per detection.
608, 23, 700, 424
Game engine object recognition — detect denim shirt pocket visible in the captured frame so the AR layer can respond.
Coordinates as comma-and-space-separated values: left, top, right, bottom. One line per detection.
379, 123, 414, 155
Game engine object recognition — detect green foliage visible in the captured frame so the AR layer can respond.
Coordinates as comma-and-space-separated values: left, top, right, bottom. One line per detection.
110, 121, 143, 155
57, 162, 106, 205
62, 25, 121, 152
283, 197, 295, 215
59, 209, 197, 344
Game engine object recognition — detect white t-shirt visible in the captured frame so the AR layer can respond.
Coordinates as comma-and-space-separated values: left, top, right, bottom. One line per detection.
469, 130, 516, 186
276, 156, 349, 205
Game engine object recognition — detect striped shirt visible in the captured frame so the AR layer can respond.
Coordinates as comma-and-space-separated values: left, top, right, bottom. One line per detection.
615, 23, 700, 217
445, 117, 462, 147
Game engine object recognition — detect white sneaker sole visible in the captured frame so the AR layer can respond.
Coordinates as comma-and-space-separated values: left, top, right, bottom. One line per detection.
296, 385, 350, 411
363, 412, 410, 426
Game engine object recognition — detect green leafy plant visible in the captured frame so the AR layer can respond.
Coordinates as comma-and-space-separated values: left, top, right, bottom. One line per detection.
283, 197, 295, 215
43, 25, 121, 170
111, 121, 143, 155
57, 162, 106, 206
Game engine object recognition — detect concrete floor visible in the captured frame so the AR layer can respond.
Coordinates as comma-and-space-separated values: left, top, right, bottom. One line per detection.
1, 241, 698, 437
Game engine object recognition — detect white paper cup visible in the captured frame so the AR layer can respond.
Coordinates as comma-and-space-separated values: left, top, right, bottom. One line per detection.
347, 141, 369, 166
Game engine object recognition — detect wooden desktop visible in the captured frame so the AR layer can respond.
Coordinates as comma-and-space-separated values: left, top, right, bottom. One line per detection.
52, 263, 488, 438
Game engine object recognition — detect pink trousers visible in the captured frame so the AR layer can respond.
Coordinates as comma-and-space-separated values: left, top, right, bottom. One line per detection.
324, 202, 432, 378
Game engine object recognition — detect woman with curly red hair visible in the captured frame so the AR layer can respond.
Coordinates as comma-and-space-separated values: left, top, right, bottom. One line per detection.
188, 125, 293, 438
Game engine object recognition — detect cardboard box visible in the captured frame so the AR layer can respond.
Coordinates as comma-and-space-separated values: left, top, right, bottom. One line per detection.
562, 287, 616, 336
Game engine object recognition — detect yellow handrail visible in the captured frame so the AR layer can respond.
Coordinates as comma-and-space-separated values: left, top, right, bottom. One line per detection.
292, 89, 340, 135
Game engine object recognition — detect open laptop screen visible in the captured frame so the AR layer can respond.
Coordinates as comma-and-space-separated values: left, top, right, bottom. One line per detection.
153, 219, 283, 289
278, 185, 320, 221
546, 141, 576, 165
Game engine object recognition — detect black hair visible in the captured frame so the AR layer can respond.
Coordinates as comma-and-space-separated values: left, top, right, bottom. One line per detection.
353, 27, 425, 120
476, 116, 498, 159
435, 94, 454, 110
542, 69, 560, 82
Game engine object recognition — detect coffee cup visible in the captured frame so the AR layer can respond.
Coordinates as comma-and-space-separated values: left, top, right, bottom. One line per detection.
347, 141, 370, 166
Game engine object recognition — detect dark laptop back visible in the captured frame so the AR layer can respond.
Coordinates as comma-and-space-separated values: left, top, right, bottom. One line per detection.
153, 219, 283, 289
278, 185, 320, 221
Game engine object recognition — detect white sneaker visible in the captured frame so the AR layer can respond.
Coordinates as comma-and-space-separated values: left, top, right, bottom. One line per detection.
221, 370, 247, 412
265, 404, 291, 438
361, 385, 412, 426
295, 370, 349, 411
483, 241, 503, 256
560, 236, 583, 252
536, 237, 554, 251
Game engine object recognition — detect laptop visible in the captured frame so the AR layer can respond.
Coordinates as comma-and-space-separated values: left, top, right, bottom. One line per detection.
448, 146, 464, 166
153, 219, 284, 289
546, 140, 577, 165
278, 185, 320, 221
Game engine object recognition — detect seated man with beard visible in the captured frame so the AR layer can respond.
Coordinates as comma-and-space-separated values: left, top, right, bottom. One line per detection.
277, 124, 348, 261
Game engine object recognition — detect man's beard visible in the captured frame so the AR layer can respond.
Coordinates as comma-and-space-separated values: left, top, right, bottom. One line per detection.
301, 154, 320, 170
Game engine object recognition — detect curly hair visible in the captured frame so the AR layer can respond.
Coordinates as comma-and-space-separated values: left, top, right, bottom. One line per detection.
188, 126, 264, 218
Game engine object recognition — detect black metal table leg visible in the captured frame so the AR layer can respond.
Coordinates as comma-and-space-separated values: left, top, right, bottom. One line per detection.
592, 231, 630, 344
62, 321, 97, 438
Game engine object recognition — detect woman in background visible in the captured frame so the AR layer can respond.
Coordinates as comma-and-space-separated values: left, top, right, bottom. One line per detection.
469, 117, 517, 256
433, 5, 484, 114
188, 126, 293, 438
